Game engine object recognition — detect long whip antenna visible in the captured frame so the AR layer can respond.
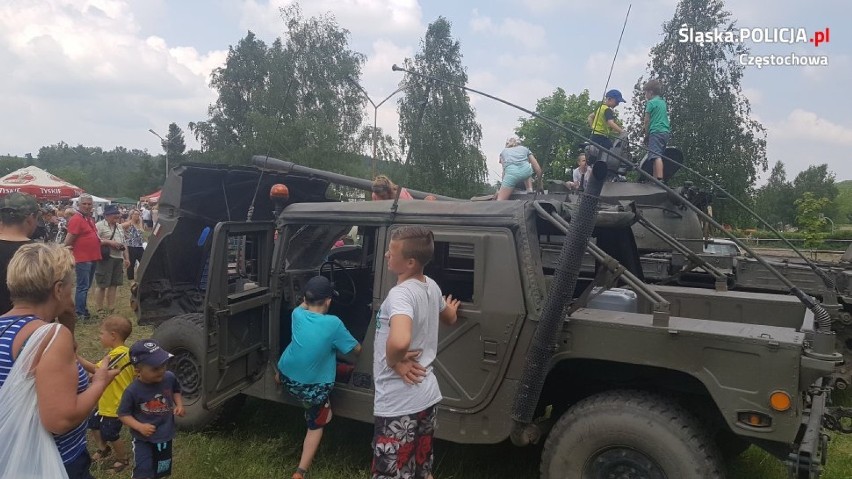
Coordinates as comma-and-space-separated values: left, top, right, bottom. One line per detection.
603, 4, 631, 98
590, 4, 632, 140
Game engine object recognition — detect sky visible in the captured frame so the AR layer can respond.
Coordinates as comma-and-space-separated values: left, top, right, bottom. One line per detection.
0, 0, 848, 185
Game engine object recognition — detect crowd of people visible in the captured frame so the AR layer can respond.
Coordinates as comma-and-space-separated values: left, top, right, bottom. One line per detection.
0, 191, 173, 479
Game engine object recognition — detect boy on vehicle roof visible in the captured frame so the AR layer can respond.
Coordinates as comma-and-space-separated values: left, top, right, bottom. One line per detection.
588, 89, 626, 151
642, 79, 671, 181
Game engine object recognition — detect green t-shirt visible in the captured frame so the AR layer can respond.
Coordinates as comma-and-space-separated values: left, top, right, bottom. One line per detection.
645, 95, 670, 134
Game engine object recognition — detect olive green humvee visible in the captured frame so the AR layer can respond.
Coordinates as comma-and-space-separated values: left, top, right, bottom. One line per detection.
135, 160, 844, 478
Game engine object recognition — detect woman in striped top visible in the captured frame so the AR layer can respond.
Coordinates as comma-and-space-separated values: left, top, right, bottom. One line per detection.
0, 243, 119, 479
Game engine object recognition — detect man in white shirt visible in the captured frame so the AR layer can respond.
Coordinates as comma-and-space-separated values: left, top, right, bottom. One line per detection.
566, 152, 591, 191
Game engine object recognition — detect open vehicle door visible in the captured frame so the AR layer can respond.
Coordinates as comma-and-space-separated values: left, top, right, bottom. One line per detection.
202, 221, 275, 408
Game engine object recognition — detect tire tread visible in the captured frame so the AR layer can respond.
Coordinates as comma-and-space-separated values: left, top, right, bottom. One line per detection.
540, 389, 725, 478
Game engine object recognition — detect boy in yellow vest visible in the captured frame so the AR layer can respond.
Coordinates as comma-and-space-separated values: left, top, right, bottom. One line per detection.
79, 315, 136, 474
588, 89, 626, 150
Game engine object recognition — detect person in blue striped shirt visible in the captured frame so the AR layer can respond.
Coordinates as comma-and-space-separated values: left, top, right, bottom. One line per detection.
0, 243, 119, 478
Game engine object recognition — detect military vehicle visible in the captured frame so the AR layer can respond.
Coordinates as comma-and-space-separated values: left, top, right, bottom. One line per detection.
135, 151, 851, 478
533, 135, 852, 390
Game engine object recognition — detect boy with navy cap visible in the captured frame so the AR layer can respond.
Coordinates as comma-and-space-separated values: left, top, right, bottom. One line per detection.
276, 275, 361, 479
118, 339, 184, 479
588, 89, 627, 150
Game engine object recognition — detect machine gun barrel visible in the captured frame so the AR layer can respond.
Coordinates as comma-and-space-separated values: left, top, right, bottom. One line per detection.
251, 155, 457, 202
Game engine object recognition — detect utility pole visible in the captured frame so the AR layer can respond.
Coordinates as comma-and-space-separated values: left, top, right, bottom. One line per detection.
347, 78, 409, 178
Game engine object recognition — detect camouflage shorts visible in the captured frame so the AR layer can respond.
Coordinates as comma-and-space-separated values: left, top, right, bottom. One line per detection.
280, 374, 334, 430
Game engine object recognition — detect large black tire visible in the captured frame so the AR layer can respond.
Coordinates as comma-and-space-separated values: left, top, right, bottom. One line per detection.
540, 390, 725, 479
715, 429, 751, 460
153, 313, 245, 431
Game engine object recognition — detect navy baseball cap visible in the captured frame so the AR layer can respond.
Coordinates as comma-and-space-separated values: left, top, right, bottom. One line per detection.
304, 276, 338, 302
130, 339, 173, 366
605, 89, 627, 104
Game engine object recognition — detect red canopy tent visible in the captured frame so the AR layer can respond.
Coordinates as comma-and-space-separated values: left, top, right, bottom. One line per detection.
140, 190, 161, 203
0, 166, 84, 200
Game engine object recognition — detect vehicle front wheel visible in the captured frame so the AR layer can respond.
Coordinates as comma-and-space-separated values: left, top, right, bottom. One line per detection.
540, 390, 725, 479
153, 313, 245, 431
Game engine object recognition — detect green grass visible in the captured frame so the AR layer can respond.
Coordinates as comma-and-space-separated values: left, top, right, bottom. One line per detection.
76, 285, 852, 478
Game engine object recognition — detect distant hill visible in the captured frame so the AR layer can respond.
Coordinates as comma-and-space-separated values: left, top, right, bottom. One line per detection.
835, 180, 852, 224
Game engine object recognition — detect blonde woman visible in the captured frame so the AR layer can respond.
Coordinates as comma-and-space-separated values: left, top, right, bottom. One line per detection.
497, 136, 541, 200
371, 175, 413, 201
0, 243, 119, 478
121, 209, 145, 282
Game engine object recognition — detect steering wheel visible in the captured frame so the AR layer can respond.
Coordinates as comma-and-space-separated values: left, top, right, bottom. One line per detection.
319, 260, 357, 306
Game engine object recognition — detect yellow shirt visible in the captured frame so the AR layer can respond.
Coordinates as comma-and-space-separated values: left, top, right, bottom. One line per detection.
591, 104, 614, 136
97, 345, 135, 417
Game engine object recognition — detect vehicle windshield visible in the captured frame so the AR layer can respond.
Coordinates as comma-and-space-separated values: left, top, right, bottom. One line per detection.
282, 224, 354, 270
704, 243, 740, 256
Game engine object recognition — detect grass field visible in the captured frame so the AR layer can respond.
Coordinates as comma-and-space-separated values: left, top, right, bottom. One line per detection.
76, 285, 852, 479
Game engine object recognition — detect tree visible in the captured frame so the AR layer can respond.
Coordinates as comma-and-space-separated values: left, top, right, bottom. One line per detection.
357, 126, 401, 164
628, 0, 767, 226
165, 123, 187, 162
515, 88, 596, 180
193, 5, 367, 174
795, 192, 831, 248
398, 17, 487, 198
30, 142, 158, 198
792, 164, 837, 219
753, 161, 795, 228
833, 180, 852, 224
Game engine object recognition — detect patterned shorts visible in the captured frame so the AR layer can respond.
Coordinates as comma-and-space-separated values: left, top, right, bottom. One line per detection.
281, 374, 334, 430
371, 405, 437, 479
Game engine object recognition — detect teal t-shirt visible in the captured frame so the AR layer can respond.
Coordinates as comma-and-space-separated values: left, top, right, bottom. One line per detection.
277, 307, 358, 384
645, 96, 671, 134
500, 145, 531, 166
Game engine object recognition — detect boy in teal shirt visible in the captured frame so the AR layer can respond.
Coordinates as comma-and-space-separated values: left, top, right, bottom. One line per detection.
643, 79, 671, 181
276, 276, 361, 479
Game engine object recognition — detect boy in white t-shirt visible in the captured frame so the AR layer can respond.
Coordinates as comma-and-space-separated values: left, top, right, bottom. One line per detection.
372, 226, 460, 479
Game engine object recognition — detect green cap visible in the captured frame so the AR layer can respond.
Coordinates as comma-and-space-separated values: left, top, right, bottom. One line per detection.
0, 192, 40, 217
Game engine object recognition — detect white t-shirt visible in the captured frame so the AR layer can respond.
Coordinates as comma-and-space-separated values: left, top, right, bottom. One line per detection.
141, 208, 152, 221
373, 276, 446, 417
96, 220, 126, 259
573, 167, 590, 187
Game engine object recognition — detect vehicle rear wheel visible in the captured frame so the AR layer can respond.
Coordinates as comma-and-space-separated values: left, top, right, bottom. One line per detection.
540, 390, 725, 479
153, 313, 245, 431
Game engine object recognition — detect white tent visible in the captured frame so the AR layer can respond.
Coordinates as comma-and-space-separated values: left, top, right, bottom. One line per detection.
71, 195, 111, 210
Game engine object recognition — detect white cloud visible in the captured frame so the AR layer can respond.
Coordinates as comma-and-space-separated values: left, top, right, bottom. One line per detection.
240, 0, 423, 40
519, 0, 676, 15
0, 0, 226, 154
758, 109, 852, 185
469, 9, 547, 49
771, 110, 852, 146
581, 46, 651, 100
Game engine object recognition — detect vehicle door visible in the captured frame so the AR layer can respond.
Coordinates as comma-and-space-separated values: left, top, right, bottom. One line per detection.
380, 226, 526, 411
203, 221, 275, 408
